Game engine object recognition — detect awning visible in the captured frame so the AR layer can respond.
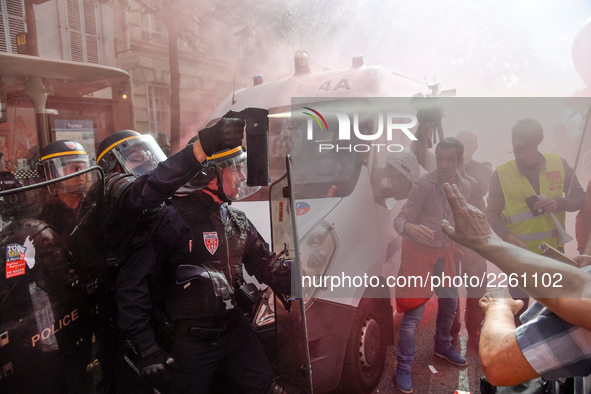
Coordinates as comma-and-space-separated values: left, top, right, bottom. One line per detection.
0, 52, 129, 97
0, 52, 130, 148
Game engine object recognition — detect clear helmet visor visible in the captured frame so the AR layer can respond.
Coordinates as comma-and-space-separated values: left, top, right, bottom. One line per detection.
42, 154, 91, 194
112, 135, 167, 176
215, 151, 260, 202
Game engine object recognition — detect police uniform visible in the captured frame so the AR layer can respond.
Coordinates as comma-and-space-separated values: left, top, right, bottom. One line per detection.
116, 188, 283, 393
4, 141, 104, 393
104, 145, 206, 265
103, 122, 277, 393
105, 144, 208, 393
112, 142, 287, 393
39, 197, 80, 237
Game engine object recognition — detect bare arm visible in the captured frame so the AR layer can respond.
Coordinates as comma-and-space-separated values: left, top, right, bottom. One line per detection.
442, 183, 591, 330
478, 288, 538, 386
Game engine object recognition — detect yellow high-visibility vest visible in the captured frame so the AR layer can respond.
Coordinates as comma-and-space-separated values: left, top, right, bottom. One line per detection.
498, 153, 565, 253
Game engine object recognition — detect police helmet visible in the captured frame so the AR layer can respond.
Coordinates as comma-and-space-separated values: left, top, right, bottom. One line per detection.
208, 146, 260, 202
179, 136, 260, 201
40, 140, 90, 181
97, 130, 167, 176
40, 140, 91, 195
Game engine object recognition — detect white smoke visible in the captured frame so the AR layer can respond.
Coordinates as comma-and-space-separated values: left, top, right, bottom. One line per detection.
221, 0, 591, 97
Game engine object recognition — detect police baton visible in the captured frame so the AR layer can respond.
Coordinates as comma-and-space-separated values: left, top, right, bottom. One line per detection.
123, 354, 163, 394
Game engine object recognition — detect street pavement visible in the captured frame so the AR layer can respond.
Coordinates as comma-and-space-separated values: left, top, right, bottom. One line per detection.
372, 297, 486, 394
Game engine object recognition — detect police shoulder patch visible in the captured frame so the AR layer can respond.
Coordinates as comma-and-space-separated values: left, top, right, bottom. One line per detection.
203, 232, 218, 255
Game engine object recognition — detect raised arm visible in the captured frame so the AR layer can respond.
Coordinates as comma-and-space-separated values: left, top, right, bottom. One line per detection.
441, 183, 591, 330
121, 117, 245, 211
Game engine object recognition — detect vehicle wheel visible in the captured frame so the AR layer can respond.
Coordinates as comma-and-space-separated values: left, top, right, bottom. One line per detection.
338, 298, 390, 393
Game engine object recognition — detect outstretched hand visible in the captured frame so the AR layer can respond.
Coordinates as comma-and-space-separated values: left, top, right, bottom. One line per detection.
479, 287, 524, 316
441, 183, 498, 250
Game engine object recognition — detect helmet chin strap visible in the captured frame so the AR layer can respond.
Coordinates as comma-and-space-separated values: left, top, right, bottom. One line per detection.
203, 176, 231, 203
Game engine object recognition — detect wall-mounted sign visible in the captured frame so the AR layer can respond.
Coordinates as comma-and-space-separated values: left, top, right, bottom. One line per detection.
51, 117, 97, 162
16, 33, 28, 55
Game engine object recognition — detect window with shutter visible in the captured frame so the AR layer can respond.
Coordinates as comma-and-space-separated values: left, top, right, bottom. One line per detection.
82, 0, 98, 63
0, 0, 26, 54
0, 8, 6, 53
66, 0, 100, 63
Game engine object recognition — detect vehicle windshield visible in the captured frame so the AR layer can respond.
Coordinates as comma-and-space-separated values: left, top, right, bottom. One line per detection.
280, 111, 362, 199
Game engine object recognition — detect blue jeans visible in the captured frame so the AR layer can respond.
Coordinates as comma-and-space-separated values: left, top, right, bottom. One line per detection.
396, 258, 458, 372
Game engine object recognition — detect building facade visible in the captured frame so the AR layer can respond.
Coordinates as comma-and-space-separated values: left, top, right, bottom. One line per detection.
0, 0, 254, 175
111, 1, 256, 149
0, 0, 130, 173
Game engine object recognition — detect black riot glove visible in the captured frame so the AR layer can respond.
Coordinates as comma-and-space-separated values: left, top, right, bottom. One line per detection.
198, 112, 245, 156
270, 257, 292, 296
137, 344, 175, 389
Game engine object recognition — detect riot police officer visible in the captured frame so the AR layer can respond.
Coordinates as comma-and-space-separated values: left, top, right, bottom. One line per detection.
14, 140, 105, 393
38, 140, 107, 278
97, 117, 246, 212
95, 118, 252, 390
96, 118, 245, 263
38, 140, 93, 240
115, 138, 290, 394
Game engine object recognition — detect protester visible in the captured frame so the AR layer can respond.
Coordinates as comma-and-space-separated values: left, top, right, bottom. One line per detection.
486, 118, 585, 323
444, 183, 591, 326
392, 137, 470, 393
442, 183, 591, 390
